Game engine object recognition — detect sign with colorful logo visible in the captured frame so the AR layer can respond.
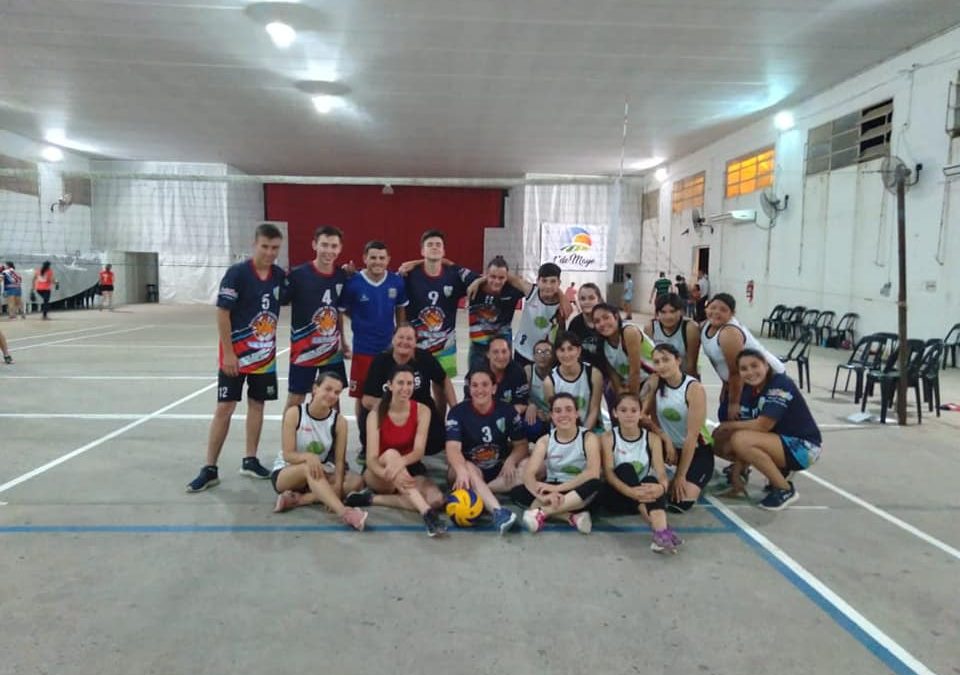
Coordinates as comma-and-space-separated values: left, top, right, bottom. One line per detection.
540, 223, 607, 271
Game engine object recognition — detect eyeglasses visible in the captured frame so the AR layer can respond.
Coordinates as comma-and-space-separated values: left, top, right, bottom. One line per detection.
534, 348, 552, 355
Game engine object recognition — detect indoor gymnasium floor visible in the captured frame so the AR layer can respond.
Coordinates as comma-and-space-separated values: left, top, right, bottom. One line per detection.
1, 304, 958, 675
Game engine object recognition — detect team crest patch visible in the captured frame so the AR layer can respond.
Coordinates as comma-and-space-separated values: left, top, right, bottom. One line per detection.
388, 288, 397, 299
766, 388, 793, 401
442, 285, 453, 297
273, 287, 280, 300
335, 283, 343, 295
496, 417, 506, 432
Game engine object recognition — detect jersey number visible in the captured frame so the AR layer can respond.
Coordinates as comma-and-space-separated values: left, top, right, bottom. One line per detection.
322, 289, 332, 305
428, 290, 439, 306
480, 426, 493, 443
261, 293, 271, 310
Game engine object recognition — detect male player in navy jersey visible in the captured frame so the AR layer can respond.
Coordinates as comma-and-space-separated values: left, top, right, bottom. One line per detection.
285, 226, 350, 409
339, 240, 408, 422
446, 368, 529, 534
401, 230, 478, 378
466, 256, 526, 370
187, 223, 286, 492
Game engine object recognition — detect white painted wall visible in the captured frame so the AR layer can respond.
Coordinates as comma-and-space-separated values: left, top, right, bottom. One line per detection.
654, 25, 960, 340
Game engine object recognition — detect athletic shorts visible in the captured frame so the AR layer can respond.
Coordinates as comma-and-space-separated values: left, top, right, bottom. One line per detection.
349, 353, 376, 399
217, 370, 279, 402
509, 478, 602, 507
780, 435, 821, 471
681, 443, 716, 490
3, 288, 21, 297
100, 285, 114, 292
288, 361, 348, 394
270, 462, 345, 493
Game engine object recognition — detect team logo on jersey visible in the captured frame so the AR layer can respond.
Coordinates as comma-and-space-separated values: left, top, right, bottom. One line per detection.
219, 287, 238, 300
273, 287, 280, 301
388, 288, 397, 299
561, 227, 593, 253
419, 306, 445, 332
306, 440, 326, 455
475, 305, 498, 322
496, 417, 506, 433
661, 407, 682, 422
312, 306, 339, 336
442, 285, 453, 297
471, 445, 500, 467
534, 316, 550, 329
251, 312, 278, 342
335, 283, 343, 296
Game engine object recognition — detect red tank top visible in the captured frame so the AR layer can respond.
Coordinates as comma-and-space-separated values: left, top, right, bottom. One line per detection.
378, 399, 419, 456
99, 271, 114, 286
35, 269, 53, 291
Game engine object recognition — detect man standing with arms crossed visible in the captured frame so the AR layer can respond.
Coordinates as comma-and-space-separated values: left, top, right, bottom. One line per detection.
187, 223, 286, 492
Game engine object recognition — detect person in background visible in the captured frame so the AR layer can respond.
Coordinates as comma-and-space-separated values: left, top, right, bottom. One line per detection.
187, 223, 286, 492
621, 273, 634, 320
565, 282, 578, 309
675, 274, 692, 318
98, 264, 115, 311
33, 261, 55, 320
2, 262, 24, 319
695, 271, 710, 321
648, 271, 672, 306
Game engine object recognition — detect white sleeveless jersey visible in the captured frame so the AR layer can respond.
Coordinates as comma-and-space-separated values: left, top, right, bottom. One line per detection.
655, 374, 697, 447
546, 428, 588, 483
603, 323, 648, 382
548, 363, 595, 425
515, 285, 561, 360
273, 405, 338, 472
701, 317, 785, 382
529, 366, 550, 413
652, 319, 687, 362
612, 427, 651, 479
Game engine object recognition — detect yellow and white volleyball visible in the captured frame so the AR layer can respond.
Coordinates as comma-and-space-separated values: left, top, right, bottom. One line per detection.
445, 489, 484, 527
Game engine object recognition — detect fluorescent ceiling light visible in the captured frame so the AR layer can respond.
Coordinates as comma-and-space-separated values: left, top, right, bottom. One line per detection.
654, 167, 669, 182
629, 156, 665, 171
43, 128, 98, 153
265, 22, 296, 48
774, 110, 795, 131
312, 95, 338, 114
41, 146, 64, 162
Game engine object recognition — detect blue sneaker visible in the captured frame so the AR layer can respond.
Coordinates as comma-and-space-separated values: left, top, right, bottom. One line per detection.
758, 481, 798, 511
186, 465, 220, 493
239, 457, 271, 479
493, 507, 517, 535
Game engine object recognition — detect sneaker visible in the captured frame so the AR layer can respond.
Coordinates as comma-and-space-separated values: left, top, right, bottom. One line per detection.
239, 457, 271, 479
2, 354, 12, 364
186, 465, 220, 493
340, 507, 368, 531
650, 528, 679, 554
667, 500, 694, 514
763, 469, 794, 493
722, 464, 751, 486
344, 488, 373, 508
758, 481, 798, 511
666, 527, 684, 548
273, 490, 300, 513
493, 507, 517, 535
422, 509, 447, 537
568, 511, 592, 534
522, 508, 546, 533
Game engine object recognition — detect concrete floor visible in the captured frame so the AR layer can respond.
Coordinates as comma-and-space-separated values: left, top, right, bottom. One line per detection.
1, 304, 958, 675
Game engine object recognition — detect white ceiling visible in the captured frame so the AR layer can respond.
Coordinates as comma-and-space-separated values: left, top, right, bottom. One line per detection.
1, 0, 959, 177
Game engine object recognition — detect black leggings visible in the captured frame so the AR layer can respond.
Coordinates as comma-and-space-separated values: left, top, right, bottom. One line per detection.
37, 290, 51, 318
601, 464, 666, 514
510, 479, 602, 508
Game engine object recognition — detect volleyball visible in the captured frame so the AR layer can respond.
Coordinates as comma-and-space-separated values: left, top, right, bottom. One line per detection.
445, 489, 484, 527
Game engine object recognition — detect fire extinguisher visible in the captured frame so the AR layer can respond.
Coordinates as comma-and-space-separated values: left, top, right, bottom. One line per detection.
746, 279, 755, 304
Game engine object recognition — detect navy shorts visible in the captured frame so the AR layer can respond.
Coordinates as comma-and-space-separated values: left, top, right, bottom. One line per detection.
217, 370, 279, 402
287, 361, 348, 394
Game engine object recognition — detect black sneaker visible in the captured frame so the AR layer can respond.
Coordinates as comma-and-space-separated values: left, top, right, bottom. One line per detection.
722, 464, 751, 486
763, 468, 794, 493
423, 509, 447, 537
239, 457, 271, 479
758, 481, 798, 511
3, 354, 12, 364
186, 465, 220, 493
344, 488, 373, 507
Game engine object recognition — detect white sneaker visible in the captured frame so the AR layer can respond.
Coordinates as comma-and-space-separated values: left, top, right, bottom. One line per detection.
568, 511, 592, 534
522, 508, 546, 533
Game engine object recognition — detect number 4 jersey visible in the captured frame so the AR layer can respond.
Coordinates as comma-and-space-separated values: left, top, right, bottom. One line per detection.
287, 263, 347, 369
216, 259, 286, 374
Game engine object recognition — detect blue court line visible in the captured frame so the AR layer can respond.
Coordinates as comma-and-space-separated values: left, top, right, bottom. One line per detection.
0, 523, 732, 534
706, 503, 923, 675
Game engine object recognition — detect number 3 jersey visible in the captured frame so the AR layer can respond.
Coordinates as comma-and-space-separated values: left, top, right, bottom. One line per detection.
287, 263, 347, 369
216, 259, 286, 374
445, 400, 524, 472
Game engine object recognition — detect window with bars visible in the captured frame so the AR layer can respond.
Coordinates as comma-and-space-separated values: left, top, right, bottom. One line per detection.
805, 99, 893, 175
0, 154, 39, 196
671, 172, 705, 213
725, 148, 774, 199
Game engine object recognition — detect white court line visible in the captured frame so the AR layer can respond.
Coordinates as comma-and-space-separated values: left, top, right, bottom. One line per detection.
7, 325, 118, 343
42, 343, 209, 349
12, 326, 152, 351
707, 495, 934, 674
0, 412, 342, 422
798, 471, 960, 562
0, 348, 290, 494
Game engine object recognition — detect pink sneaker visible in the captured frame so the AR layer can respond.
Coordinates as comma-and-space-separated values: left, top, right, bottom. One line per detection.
273, 490, 299, 513
568, 511, 592, 534
341, 507, 368, 531
522, 508, 546, 533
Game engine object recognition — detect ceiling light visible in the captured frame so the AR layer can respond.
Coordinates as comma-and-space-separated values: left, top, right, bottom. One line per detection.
774, 110, 795, 131
312, 95, 339, 114
41, 146, 64, 162
45, 128, 67, 144
265, 21, 296, 48
629, 156, 665, 171
654, 167, 669, 183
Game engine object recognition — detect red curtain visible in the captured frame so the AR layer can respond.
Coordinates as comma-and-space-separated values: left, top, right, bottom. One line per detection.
264, 185, 504, 272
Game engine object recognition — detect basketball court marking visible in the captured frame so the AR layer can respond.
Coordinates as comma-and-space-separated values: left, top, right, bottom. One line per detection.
0, 348, 290, 495
12, 325, 152, 351
7, 325, 118, 343
706, 495, 935, 675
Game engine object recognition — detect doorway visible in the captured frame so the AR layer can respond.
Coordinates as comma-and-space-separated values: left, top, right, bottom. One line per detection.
693, 246, 710, 277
